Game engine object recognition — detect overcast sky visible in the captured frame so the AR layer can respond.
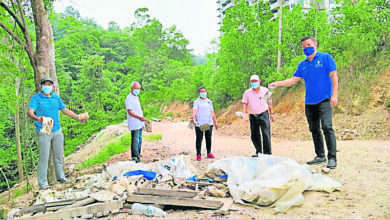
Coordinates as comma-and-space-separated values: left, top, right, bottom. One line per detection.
54, 0, 220, 55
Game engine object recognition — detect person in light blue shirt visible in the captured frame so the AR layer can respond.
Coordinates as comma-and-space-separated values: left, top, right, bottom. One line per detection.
28, 76, 87, 189
190, 86, 219, 161
270, 37, 339, 169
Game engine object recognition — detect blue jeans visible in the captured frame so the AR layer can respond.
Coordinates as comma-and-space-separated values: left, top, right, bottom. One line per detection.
130, 129, 143, 162
37, 130, 66, 187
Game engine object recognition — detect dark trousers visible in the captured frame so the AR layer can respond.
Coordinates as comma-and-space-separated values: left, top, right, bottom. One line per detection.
249, 112, 272, 155
195, 125, 213, 156
305, 99, 337, 160
130, 128, 143, 161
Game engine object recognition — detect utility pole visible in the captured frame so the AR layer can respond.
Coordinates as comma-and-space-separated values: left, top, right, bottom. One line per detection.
277, 0, 282, 73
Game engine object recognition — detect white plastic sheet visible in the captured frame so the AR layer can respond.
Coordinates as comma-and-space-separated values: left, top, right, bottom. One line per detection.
208, 155, 342, 212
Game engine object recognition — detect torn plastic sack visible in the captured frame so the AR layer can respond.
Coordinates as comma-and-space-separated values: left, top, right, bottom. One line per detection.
208, 155, 342, 212
123, 170, 157, 180
158, 155, 196, 178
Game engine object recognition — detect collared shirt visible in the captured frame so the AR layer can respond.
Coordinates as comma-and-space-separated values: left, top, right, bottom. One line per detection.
193, 98, 214, 126
242, 86, 270, 114
28, 92, 66, 132
125, 93, 144, 131
293, 51, 337, 105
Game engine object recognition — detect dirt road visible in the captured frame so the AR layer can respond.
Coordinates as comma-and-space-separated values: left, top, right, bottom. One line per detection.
131, 121, 390, 219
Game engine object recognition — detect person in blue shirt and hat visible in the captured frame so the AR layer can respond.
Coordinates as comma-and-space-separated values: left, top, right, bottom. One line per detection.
28, 76, 88, 189
270, 37, 338, 169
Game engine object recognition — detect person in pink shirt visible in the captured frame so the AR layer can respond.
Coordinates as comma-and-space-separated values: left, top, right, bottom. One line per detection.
242, 75, 275, 157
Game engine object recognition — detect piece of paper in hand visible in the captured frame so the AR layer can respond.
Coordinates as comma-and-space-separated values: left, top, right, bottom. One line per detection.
236, 112, 244, 118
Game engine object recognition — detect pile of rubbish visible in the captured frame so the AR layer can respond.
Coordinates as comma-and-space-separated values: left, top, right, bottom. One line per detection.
7, 155, 342, 219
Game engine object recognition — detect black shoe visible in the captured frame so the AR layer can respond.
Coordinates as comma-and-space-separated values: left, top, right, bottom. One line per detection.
252, 153, 262, 157
307, 156, 326, 165
327, 159, 337, 169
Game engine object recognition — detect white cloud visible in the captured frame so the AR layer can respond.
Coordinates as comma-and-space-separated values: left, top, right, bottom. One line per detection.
54, 0, 219, 55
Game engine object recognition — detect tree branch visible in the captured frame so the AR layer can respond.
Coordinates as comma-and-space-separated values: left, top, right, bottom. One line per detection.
16, 0, 35, 56
0, 1, 25, 32
0, 20, 27, 49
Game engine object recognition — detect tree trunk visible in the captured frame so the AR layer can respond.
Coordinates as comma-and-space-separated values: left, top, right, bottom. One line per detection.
31, 0, 50, 81
277, 0, 282, 73
15, 77, 24, 181
31, 0, 58, 185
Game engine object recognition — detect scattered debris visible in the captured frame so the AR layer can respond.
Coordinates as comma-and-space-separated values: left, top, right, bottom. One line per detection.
20, 200, 123, 219
131, 203, 166, 216
340, 129, 359, 140
11, 155, 343, 218
134, 188, 197, 198
321, 167, 331, 174
126, 194, 223, 210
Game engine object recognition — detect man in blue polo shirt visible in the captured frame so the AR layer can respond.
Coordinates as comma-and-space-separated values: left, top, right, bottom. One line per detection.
270, 37, 338, 169
28, 76, 88, 189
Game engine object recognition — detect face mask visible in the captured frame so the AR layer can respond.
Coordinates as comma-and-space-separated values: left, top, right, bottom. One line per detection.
303, 46, 315, 56
41, 85, 53, 94
133, 89, 140, 96
200, 92, 207, 98
251, 82, 259, 89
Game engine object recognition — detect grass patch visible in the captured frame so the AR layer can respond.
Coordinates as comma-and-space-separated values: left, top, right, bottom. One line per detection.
144, 134, 162, 142
386, 99, 390, 108
165, 112, 174, 117
0, 184, 33, 206
78, 134, 131, 169
13, 184, 33, 199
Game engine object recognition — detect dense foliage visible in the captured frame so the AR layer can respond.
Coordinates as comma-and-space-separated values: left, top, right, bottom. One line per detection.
1, 0, 389, 192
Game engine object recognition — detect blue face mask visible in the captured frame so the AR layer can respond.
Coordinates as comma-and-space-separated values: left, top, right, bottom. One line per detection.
303, 46, 315, 56
200, 92, 207, 98
251, 82, 259, 89
41, 85, 53, 94
133, 89, 140, 96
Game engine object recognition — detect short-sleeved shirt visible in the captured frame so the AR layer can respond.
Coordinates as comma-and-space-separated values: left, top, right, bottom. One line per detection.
293, 51, 337, 105
28, 92, 66, 133
193, 98, 214, 126
242, 86, 270, 114
125, 93, 144, 130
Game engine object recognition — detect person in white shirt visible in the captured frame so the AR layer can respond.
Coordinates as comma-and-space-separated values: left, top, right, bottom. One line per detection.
190, 86, 218, 161
125, 81, 147, 163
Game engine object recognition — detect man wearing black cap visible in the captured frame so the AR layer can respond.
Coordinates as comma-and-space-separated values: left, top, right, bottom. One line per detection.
28, 76, 87, 189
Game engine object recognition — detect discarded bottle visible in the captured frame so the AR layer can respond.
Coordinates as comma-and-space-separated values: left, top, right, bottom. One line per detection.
131, 203, 166, 216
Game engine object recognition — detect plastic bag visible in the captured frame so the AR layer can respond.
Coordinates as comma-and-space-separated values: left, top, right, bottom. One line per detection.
158, 155, 195, 178
123, 170, 157, 180
208, 155, 342, 212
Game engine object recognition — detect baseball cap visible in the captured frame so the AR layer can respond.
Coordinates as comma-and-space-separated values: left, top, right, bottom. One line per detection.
250, 75, 260, 81
40, 76, 54, 85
